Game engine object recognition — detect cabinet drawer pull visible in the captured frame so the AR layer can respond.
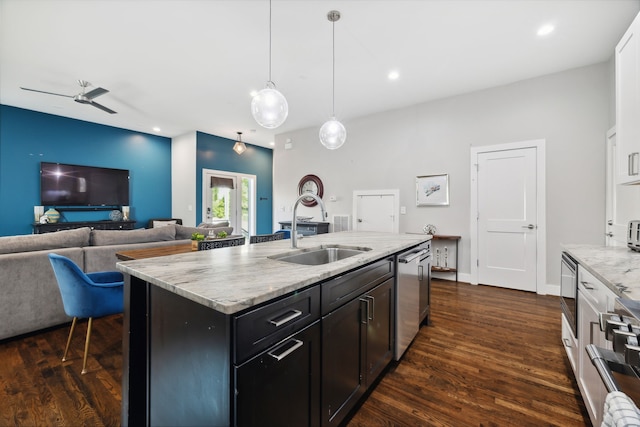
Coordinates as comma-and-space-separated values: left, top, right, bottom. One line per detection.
268, 309, 303, 327
365, 295, 375, 321
580, 280, 595, 290
267, 339, 303, 361
359, 298, 370, 324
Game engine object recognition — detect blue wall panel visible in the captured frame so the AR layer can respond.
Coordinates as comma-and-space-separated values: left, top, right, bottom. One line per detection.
0, 105, 172, 236
195, 131, 273, 234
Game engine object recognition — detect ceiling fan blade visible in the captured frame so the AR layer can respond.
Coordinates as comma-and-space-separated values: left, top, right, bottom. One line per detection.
88, 100, 117, 114
84, 87, 109, 100
20, 87, 74, 98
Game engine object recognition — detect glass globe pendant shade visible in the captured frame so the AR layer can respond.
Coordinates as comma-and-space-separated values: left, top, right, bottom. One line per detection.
319, 117, 347, 150
251, 81, 288, 129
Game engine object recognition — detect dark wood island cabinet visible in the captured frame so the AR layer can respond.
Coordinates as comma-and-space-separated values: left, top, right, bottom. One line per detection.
118, 232, 429, 427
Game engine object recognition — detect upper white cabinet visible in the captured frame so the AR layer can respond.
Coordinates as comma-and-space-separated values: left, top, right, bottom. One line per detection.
616, 12, 640, 184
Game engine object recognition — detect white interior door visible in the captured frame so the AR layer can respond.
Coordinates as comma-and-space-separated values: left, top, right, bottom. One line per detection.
353, 190, 399, 233
477, 147, 538, 292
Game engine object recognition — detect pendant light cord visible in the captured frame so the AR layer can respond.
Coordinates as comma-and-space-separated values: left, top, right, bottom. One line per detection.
268, 0, 272, 83
331, 19, 335, 117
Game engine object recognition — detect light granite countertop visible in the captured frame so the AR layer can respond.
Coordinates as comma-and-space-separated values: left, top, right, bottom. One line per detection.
563, 244, 640, 300
117, 231, 431, 315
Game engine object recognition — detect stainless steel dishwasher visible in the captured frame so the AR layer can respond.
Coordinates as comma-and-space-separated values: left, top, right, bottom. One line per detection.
395, 244, 429, 360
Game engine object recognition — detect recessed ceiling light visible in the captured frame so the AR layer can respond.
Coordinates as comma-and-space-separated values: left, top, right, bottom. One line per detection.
388, 71, 400, 80
152, 127, 161, 132
537, 24, 554, 36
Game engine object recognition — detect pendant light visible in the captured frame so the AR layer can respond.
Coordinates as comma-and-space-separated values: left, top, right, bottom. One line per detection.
233, 131, 247, 155
251, 0, 288, 129
319, 10, 346, 150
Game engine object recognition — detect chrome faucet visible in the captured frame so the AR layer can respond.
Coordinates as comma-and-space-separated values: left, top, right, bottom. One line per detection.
291, 193, 326, 249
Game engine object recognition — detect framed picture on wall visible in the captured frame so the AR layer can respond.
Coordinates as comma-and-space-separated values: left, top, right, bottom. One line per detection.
416, 174, 449, 206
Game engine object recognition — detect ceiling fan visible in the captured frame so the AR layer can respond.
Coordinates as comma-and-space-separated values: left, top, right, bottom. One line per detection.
20, 79, 117, 114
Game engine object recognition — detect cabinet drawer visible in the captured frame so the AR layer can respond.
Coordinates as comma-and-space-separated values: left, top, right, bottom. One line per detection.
321, 258, 394, 316
562, 313, 578, 373
234, 286, 320, 364
577, 266, 616, 313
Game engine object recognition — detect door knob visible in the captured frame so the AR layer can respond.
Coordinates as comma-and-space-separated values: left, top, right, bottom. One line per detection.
606, 232, 614, 237
522, 224, 535, 229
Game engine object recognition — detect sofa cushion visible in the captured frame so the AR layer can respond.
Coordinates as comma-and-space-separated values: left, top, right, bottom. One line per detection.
0, 247, 82, 340
84, 239, 191, 273
91, 226, 176, 246
0, 227, 91, 255
175, 224, 234, 240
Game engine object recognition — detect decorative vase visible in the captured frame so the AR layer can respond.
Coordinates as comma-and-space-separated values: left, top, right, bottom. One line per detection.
191, 240, 199, 251
109, 210, 123, 221
45, 208, 60, 223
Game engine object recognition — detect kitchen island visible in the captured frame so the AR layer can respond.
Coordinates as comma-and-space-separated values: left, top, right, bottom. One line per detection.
117, 231, 430, 427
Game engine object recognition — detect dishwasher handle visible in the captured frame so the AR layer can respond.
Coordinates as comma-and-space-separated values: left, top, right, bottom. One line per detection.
399, 249, 428, 264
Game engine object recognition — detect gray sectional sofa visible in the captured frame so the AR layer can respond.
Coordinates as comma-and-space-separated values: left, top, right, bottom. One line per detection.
0, 223, 233, 340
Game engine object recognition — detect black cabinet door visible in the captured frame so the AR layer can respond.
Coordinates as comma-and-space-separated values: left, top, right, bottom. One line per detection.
364, 278, 394, 385
321, 296, 365, 427
235, 321, 321, 427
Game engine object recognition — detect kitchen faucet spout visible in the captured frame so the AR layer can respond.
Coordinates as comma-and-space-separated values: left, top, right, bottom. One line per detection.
291, 193, 326, 249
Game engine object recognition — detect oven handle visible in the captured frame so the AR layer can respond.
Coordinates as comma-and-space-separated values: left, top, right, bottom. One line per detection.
586, 344, 621, 393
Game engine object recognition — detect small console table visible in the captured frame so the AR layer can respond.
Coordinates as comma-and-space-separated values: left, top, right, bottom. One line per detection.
278, 221, 329, 236
33, 220, 136, 234
431, 234, 461, 282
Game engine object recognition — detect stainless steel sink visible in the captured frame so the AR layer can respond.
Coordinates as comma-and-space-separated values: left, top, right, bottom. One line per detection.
268, 245, 372, 266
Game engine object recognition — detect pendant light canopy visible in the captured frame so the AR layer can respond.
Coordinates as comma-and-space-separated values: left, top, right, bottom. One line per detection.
319, 10, 346, 150
233, 131, 247, 155
251, 0, 288, 129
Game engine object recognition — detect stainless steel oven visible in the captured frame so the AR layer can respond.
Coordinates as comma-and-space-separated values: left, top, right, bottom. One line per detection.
561, 252, 578, 338
587, 298, 640, 405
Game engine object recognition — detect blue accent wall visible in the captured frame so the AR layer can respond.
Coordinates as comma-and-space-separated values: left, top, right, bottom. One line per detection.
0, 105, 172, 236
196, 131, 273, 234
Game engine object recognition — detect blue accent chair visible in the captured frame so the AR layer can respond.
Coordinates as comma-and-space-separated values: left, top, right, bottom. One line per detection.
48, 253, 124, 374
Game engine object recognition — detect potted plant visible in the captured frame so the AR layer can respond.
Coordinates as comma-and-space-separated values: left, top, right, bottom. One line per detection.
191, 232, 205, 251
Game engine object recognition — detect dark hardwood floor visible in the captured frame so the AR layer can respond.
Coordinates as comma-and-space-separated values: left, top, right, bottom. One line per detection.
0, 279, 590, 426
348, 280, 590, 427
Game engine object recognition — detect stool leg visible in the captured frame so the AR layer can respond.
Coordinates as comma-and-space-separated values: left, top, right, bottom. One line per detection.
81, 317, 93, 375
62, 317, 77, 362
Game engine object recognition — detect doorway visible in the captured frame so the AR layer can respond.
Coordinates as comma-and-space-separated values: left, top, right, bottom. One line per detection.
470, 140, 546, 293
202, 169, 256, 237
352, 190, 399, 233
605, 126, 638, 247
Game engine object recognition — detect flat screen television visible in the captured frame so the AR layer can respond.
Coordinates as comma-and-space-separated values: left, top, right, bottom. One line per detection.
40, 162, 130, 207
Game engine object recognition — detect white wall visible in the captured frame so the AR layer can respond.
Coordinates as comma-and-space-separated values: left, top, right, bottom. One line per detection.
273, 63, 611, 286
172, 131, 197, 226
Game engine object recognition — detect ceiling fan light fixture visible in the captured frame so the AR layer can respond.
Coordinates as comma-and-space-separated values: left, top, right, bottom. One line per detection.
251, 0, 288, 129
319, 10, 346, 150
233, 131, 247, 155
